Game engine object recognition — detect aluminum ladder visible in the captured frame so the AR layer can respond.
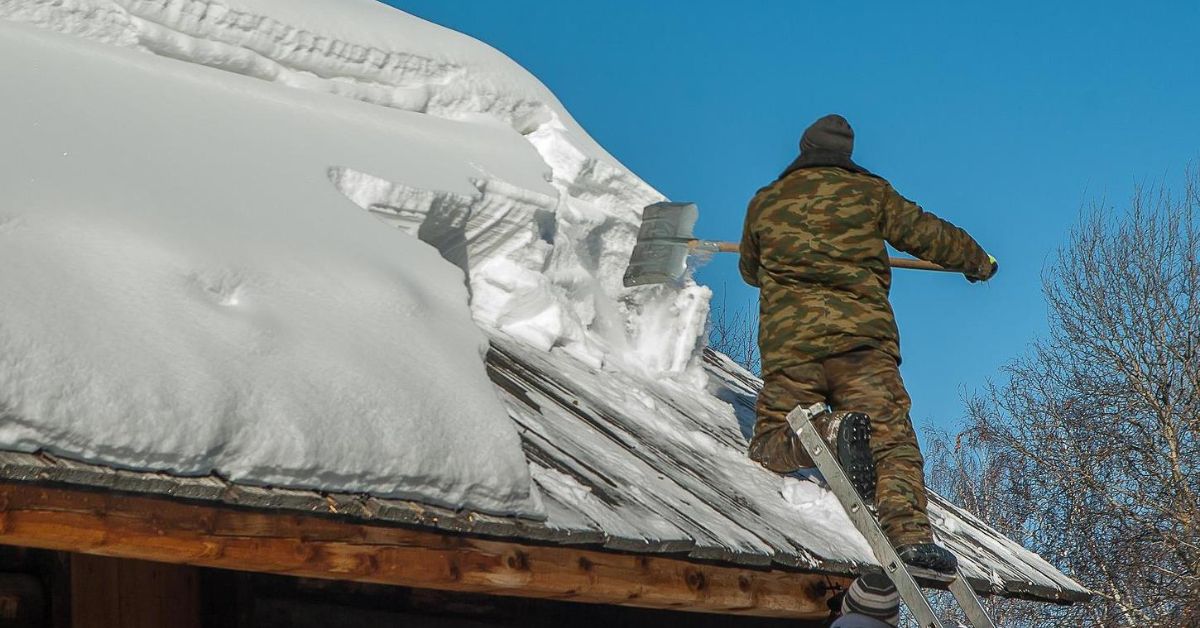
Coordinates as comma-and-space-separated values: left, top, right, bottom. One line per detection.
787, 401, 996, 628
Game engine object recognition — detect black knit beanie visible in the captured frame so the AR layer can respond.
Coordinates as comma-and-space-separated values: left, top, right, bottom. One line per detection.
777, 114, 871, 179
842, 573, 900, 625
800, 114, 855, 156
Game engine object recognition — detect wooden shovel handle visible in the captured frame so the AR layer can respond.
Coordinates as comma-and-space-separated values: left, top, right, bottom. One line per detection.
687, 240, 741, 253
887, 257, 953, 272
701, 240, 954, 272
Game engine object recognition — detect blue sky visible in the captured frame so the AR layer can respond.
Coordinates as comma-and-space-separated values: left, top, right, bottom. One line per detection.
387, 1, 1200, 435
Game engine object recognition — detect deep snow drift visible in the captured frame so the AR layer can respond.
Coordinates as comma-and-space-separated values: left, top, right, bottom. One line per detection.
0, 16, 553, 515
1, 0, 712, 376
0, 0, 712, 510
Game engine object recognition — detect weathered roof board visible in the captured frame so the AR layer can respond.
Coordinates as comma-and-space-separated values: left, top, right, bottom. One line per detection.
0, 335, 1089, 605
489, 338, 1087, 604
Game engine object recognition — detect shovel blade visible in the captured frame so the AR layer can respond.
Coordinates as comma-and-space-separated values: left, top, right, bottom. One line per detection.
622, 202, 700, 287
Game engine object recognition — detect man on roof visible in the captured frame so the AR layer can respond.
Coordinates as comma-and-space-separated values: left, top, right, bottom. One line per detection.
738, 114, 997, 574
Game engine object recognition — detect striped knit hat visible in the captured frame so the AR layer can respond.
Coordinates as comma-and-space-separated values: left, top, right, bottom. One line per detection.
841, 573, 900, 625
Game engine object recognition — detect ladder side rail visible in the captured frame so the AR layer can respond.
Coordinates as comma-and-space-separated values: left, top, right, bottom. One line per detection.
944, 561, 997, 627
787, 403, 945, 628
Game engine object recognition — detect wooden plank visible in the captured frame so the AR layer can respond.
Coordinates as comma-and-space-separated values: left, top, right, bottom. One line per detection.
0, 482, 845, 619
488, 347, 779, 562
69, 553, 119, 628
71, 554, 201, 628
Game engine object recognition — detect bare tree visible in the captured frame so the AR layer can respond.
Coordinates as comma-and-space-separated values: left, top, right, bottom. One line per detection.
924, 425, 1075, 627
708, 284, 761, 374
927, 170, 1200, 626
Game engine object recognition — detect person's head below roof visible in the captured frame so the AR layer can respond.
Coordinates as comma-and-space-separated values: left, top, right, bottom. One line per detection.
831, 572, 900, 628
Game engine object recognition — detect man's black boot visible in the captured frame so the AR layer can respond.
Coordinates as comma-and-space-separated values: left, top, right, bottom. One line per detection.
896, 543, 958, 575
830, 411, 876, 504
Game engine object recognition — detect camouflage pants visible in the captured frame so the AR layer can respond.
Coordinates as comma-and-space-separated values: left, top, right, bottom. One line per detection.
748, 347, 932, 547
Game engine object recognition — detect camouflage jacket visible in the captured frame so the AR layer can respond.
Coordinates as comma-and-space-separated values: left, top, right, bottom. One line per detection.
739, 167, 991, 370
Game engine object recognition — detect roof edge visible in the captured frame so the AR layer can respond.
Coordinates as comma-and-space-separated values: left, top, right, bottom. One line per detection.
0, 479, 846, 619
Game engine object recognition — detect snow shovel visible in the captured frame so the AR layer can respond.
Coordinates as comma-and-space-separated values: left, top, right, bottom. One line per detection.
622, 201, 953, 287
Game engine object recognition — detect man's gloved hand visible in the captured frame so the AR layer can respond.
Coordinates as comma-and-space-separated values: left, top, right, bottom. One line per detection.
966, 254, 998, 283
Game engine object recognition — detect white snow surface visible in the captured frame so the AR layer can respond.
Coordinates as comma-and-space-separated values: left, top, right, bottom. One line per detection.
0, 0, 712, 512
0, 15, 555, 515
0, 0, 711, 376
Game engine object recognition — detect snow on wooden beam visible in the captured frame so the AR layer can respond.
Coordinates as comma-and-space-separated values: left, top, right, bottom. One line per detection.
0, 482, 846, 619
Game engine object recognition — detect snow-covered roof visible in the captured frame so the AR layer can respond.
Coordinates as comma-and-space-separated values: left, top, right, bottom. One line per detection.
0, 0, 1087, 607
493, 340, 1088, 603
0, 339, 1088, 603
0, 12, 541, 516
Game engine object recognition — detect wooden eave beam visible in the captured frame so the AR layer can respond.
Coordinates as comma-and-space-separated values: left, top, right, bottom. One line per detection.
0, 481, 846, 619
